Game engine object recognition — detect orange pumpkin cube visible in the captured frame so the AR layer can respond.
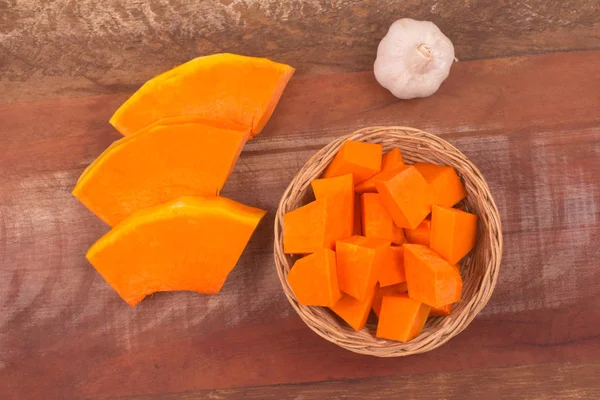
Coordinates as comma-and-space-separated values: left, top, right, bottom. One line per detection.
376, 294, 430, 343
323, 140, 382, 184
283, 200, 328, 254
372, 282, 407, 317
335, 236, 390, 301
360, 193, 406, 245
374, 166, 434, 229
287, 249, 341, 307
355, 148, 405, 193
430, 205, 478, 264
311, 173, 354, 200
429, 303, 453, 317
283, 183, 354, 254
311, 174, 354, 240
404, 244, 462, 308
405, 217, 431, 246
378, 246, 406, 287
381, 148, 405, 170
330, 283, 378, 331
413, 163, 467, 207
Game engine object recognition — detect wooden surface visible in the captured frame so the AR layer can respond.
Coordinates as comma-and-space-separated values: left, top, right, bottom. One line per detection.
1, 1, 600, 399
2, 0, 600, 103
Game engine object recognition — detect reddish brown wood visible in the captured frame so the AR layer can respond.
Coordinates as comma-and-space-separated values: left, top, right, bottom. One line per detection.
118, 362, 600, 400
1, 0, 599, 104
1, 50, 599, 399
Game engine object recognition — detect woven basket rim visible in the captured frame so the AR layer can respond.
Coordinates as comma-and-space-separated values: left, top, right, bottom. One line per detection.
273, 126, 503, 357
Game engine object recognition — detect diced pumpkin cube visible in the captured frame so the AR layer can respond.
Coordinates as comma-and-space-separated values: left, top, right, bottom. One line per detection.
360, 193, 406, 245
287, 249, 341, 307
429, 303, 453, 317
404, 244, 462, 308
330, 283, 378, 331
374, 166, 434, 229
378, 246, 406, 287
413, 163, 467, 207
430, 205, 478, 264
311, 173, 354, 240
323, 140, 382, 184
405, 217, 431, 246
355, 148, 405, 193
311, 173, 354, 200
283, 201, 327, 254
283, 190, 352, 254
372, 282, 407, 317
376, 294, 430, 342
335, 236, 390, 301
381, 148, 405, 170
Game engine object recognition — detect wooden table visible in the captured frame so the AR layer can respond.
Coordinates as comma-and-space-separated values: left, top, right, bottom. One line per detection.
1, 1, 599, 399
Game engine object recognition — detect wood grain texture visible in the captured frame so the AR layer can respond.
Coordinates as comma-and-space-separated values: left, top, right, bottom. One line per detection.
118, 362, 600, 400
1, 0, 600, 103
1, 49, 599, 398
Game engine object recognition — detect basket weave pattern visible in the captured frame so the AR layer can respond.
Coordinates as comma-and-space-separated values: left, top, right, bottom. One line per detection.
274, 127, 503, 356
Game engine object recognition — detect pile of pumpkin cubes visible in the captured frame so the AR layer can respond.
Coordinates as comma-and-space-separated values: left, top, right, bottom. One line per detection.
283, 140, 477, 342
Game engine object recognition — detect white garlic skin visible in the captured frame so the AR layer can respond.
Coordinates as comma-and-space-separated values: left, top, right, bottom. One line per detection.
374, 18, 455, 99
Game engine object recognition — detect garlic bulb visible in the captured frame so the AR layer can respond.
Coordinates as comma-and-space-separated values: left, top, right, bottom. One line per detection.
374, 18, 455, 99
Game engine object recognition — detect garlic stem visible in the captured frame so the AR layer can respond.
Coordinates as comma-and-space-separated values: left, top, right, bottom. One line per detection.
417, 44, 433, 60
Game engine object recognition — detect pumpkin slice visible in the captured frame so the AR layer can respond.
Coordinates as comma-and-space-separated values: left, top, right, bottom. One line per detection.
127, 115, 248, 136
86, 196, 266, 306
110, 53, 295, 138
73, 121, 250, 226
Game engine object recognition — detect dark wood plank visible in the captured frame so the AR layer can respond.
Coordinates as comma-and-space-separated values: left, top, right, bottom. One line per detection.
117, 362, 600, 400
1, 51, 599, 399
1, 0, 599, 103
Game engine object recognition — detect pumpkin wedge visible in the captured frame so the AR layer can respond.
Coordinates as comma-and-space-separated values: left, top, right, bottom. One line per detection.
110, 53, 295, 138
73, 121, 250, 226
86, 196, 266, 306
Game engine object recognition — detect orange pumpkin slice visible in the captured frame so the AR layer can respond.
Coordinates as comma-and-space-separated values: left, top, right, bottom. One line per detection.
110, 54, 295, 138
86, 196, 266, 306
73, 121, 250, 226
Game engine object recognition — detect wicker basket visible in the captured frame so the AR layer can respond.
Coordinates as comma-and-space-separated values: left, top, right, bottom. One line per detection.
274, 126, 503, 357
